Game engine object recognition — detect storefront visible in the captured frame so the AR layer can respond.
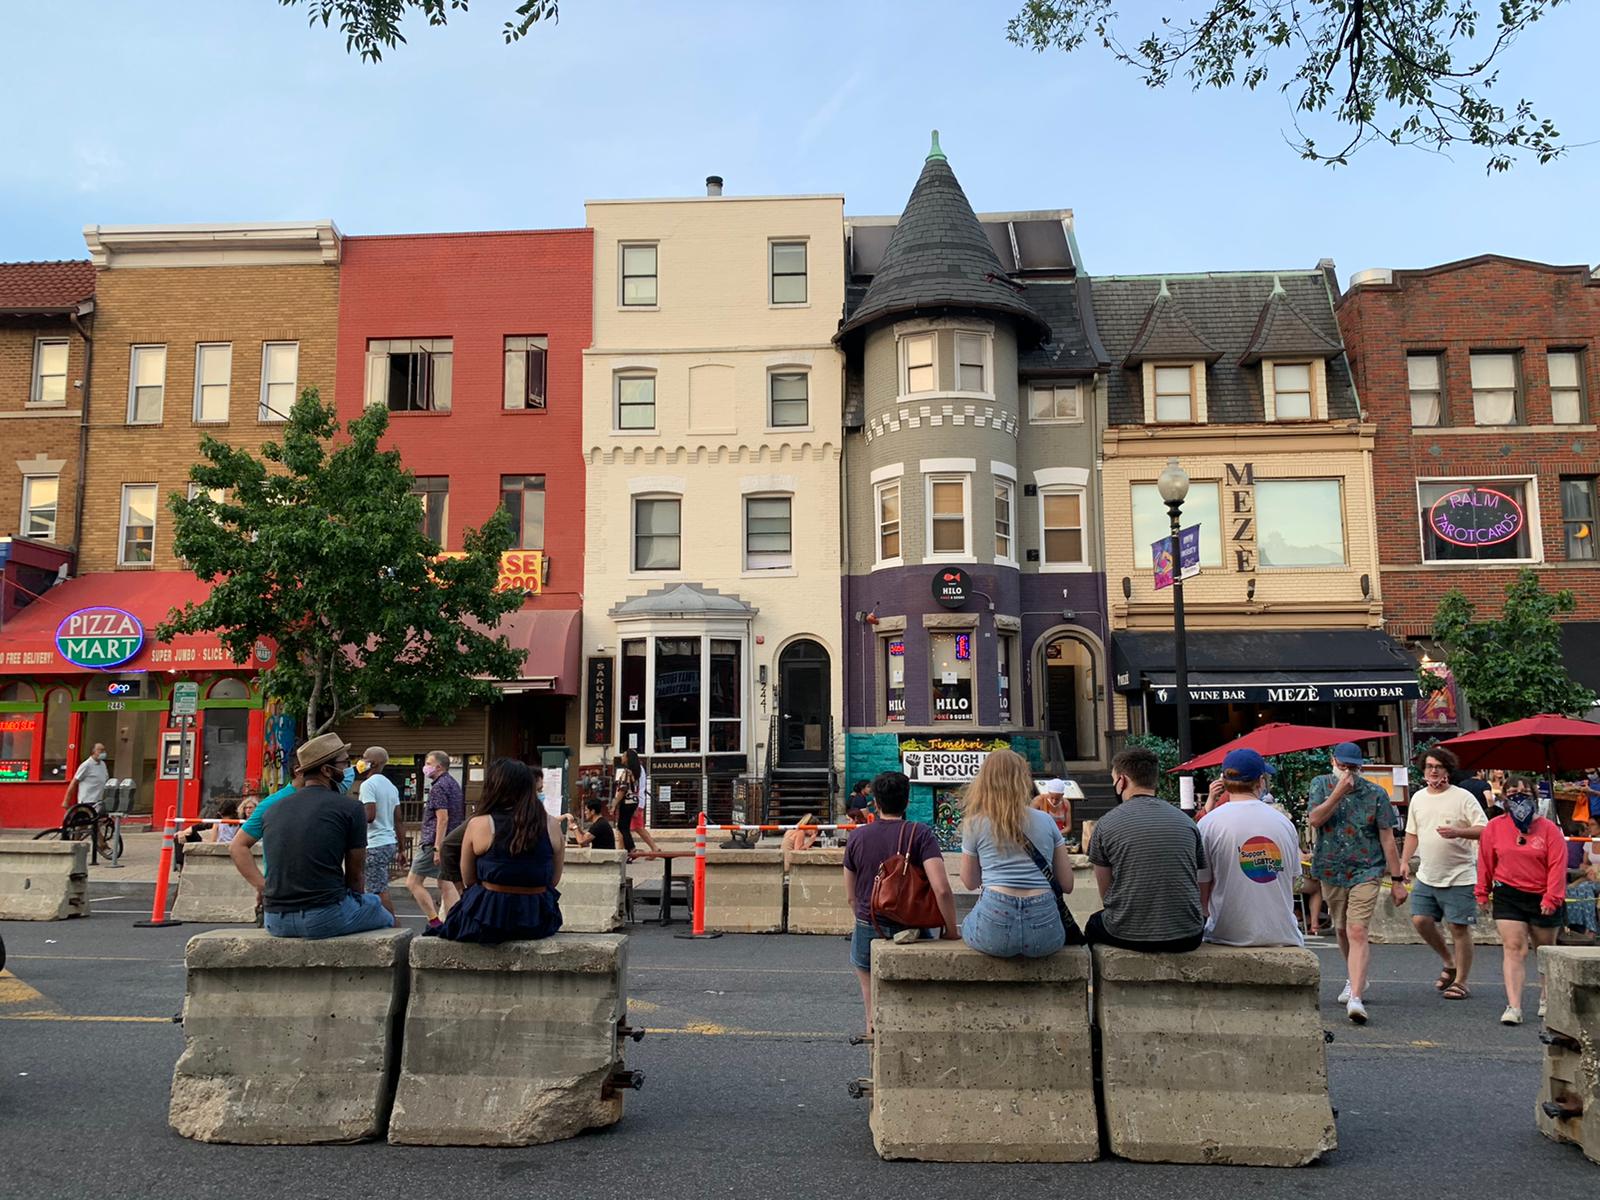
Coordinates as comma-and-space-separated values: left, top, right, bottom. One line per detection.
0, 572, 273, 828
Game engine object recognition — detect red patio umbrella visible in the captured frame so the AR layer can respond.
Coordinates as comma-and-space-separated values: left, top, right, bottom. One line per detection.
1172, 722, 1395, 773
1436, 714, 1600, 774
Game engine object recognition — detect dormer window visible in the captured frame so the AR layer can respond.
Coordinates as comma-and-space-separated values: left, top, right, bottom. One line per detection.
1271, 363, 1312, 420
1153, 365, 1194, 422
903, 334, 935, 394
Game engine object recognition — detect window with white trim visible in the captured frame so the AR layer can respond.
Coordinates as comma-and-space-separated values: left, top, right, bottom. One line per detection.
1029, 382, 1081, 423
1407, 353, 1443, 427
1470, 352, 1519, 426
119, 483, 157, 564
260, 342, 299, 422
31, 339, 68, 406
1272, 362, 1312, 420
744, 495, 792, 570
1132, 482, 1223, 567
994, 479, 1014, 561
21, 475, 58, 541
1550, 350, 1585, 425
621, 244, 658, 306
366, 339, 451, 413
930, 631, 976, 723
616, 373, 656, 431
634, 496, 681, 570
768, 371, 808, 427
903, 333, 935, 395
770, 241, 806, 305
1561, 476, 1595, 561
194, 343, 231, 423
956, 332, 987, 393
1419, 478, 1535, 563
927, 474, 970, 558
1153, 364, 1193, 422
128, 345, 166, 424
1039, 487, 1085, 566
875, 481, 901, 563
1256, 480, 1346, 566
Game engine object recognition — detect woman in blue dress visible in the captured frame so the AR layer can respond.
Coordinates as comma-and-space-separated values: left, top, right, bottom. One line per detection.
436, 759, 564, 944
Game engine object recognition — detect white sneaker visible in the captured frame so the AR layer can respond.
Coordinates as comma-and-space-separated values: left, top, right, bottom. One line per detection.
1346, 997, 1368, 1024
1539, 998, 1548, 1018
1337, 980, 1352, 1004
1501, 1005, 1523, 1026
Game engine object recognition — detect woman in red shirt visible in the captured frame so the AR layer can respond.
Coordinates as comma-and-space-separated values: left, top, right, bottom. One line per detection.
1475, 777, 1568, 1025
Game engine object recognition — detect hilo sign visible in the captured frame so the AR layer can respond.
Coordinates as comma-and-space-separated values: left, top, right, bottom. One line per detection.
55, 607, 145, 668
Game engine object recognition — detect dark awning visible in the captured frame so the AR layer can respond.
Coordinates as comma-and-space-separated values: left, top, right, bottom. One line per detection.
1113, 629, 1422, 705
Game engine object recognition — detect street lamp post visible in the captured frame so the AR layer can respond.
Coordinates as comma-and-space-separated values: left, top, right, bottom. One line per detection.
1157, 457, 1193, 771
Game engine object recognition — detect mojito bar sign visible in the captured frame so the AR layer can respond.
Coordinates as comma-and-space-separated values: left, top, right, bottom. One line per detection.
56, 607, 145, 668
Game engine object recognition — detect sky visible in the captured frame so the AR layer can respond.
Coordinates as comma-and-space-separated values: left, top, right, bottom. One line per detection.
4, 1, 1598, 286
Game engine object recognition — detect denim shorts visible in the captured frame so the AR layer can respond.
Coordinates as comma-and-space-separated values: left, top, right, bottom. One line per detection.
263, 892, 395, 940
1410, 880, 1478, 926
961, 890, 1066, 959
850, 918, 922, 971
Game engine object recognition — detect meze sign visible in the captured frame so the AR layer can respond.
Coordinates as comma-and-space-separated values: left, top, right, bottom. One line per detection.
56, 607, 145, 668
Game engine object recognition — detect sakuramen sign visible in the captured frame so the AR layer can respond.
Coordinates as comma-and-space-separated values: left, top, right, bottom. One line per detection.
55, 607, 145, 668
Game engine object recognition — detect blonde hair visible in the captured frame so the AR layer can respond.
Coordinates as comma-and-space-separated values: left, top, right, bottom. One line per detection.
961, 749, 1033, 849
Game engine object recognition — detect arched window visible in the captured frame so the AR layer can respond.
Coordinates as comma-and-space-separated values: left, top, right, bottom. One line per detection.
208, 677, 251, 701
0, 681, 36, 703
41, 687, 71, 781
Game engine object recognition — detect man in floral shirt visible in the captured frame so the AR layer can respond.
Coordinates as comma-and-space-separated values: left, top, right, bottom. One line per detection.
1308, 742, 1406, 1025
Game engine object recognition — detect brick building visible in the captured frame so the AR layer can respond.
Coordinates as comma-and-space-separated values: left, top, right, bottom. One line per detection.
332, 228, 593, 807
1338, 256, 1600, 727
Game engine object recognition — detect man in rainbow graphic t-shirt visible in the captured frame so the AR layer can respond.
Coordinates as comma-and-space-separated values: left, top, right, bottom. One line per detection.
1197, 748, 1305, 949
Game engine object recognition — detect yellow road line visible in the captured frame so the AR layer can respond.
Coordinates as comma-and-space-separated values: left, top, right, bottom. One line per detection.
0, 971, 49, 1008
7, 954, 171, 963
0, 1013, 170, 1024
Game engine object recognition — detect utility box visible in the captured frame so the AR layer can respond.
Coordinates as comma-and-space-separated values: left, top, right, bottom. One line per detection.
538, 745, 572, 815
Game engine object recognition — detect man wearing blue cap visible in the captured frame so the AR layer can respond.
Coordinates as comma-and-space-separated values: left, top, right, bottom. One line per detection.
1308, 742, 1406, 1024
1197, 749, 1304, 948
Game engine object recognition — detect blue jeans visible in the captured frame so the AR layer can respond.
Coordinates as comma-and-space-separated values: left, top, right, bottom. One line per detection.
961, 890, 1066, 959
264, 892, 395, 940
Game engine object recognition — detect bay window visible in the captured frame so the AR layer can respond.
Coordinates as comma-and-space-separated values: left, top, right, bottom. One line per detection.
875, 480, 901, 564
927, 475, 970, 559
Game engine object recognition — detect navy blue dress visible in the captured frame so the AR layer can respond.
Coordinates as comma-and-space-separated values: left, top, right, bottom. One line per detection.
436, 811, 563, 944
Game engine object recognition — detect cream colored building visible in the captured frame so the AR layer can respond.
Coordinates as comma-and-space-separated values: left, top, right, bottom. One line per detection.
580, 185, 845, 823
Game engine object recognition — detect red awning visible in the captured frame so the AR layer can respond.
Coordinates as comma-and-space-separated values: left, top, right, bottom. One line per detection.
0, 572, 275, 675
492, 606, 581, 695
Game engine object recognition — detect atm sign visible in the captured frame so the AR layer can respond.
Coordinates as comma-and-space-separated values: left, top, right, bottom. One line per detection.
55, 607, 145, 668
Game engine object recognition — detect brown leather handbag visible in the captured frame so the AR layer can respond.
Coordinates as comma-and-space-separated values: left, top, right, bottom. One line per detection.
870, 824, 947, 936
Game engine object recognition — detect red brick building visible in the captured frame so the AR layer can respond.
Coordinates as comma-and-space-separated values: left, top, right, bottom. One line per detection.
333, 229, 593, 796
1338, 255, 1600, 725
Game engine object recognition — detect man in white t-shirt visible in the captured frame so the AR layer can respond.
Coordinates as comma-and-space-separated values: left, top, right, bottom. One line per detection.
63, 743, 109, 809
1399, 745, 1488, 1000
1198, 748, 1304, 948
359, 746, 405, 916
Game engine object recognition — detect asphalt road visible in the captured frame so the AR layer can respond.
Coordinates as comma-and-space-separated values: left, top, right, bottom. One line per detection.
0, 883, 1591, 1199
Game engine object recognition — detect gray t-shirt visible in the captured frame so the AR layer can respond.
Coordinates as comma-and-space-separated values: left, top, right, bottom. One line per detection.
72, 756, 108, 807
260, 786, 366, 914
1089, 794, 1206, 943
962, 809, 1063, 890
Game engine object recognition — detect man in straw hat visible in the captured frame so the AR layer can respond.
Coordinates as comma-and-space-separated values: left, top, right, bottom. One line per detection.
228, 732, 395, 939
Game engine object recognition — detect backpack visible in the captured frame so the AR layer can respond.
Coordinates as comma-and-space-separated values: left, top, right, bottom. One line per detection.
869, 823, 947, 936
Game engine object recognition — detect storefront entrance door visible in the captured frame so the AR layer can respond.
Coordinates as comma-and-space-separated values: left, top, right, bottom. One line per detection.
1046, 663, 1079, 760
82, 708, 159, 815
202, 709, 249, 811
778, 640, 829, 767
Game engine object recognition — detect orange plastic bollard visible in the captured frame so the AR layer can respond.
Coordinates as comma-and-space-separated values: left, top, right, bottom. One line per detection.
135, 808, 183, 928
676, 810, 721, 940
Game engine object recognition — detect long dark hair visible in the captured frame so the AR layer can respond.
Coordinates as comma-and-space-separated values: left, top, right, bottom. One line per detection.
479, 758, 547, 855
624, 748, 643, 779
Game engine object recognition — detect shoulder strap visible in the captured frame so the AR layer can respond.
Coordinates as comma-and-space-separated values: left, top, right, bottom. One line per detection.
1021, 836, 1063, 899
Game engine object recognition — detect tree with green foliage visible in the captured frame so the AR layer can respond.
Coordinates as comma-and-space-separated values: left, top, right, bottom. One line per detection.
1007, 1, 1571, 171
1430, 568, 1595, 728
157, 389, 525, 735
281, 0, 557, 59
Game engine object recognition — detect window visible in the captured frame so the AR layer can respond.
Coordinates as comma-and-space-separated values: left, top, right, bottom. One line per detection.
997, 633, 1015, 724
1132, 482, 1223, 567
21, 475, 58, 541
1470, 352, 1519, 426
769, 372, 808, 427
1040, 488, 1085, 566
128, 345, 166, 423
1408, 353, 1443, 427
655, 637, 700, 751
927, 475, 970, 558
365, 339, 452, 412
744, 496, 792, 570
194, 343, 231, 422
501, 475, 546, 550
994, 479, 1014, 561
621, 244, 658, 306
1030, 382, 1081, 423
260, 342, 299, 422
876, 481, 901, 563
504, 336, 548, 410
1272, 363, 1312, 420
1255, 480, 1346, 566
883, 637, 906, 723
187, 483, 226, 504
903, 333, 934, 394
619, 639, 647, 754
1153, 365, 1193, 422
956, 332, 987, 393
31, 339, 68, 406
770, 241, 806, 304
411, 477, 448, 546
708, 638, 742, 752
1419, 479, 1535, 563
634, 497, 681, 570
1550, 351, 1585, 425
617, 374, 656, 431
41, 687, 70, 781
119, 484, 157, 564
930, 631, 975, 723
0, 703, 35, 775
1562, 477, 1595, 561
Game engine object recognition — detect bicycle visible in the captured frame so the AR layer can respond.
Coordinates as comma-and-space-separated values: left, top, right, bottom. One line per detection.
33, 801, 122, 862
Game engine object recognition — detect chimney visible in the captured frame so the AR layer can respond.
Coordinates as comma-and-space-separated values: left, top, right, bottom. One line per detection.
705, 175, 724, 196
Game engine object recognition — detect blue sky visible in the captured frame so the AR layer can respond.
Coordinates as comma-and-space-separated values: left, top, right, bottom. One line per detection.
4, 1, 1597, 284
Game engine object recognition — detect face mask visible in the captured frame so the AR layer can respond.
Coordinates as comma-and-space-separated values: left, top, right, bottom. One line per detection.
423, 764, 439, 780
95, 752, 106, 762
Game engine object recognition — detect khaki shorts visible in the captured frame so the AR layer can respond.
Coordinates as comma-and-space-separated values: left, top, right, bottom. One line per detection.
1323, 879, 1382, 930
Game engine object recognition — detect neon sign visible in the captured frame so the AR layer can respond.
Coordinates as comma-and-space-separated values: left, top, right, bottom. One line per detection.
55, 607, 145, 669
1429, 486, 1525, 548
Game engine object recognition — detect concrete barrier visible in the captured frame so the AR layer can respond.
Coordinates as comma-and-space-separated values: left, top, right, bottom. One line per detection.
786, 848, 851, 934
702, 849, 785, 933
169, 927, 413, 1144
1364, 885, 1500, 946
869, 940, 1097, 1162
559, 848, 628, 932
171, 843, 260, 923
1094, 944, 1337, 1167
1066, 853, 1099, 929
1536, 946, 1600, 1163
0, 840, 87, 920
389, 933, 630, 1145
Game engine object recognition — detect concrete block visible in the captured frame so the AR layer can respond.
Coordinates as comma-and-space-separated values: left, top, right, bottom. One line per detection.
1365, 887, 1500, 946
702, 849, 785, 933
786, 848, 851, 934
1537, 947, 1600, 1162
172, 843, 260, 923
0, 839, 88, 920
559, 848, 628, 933
1094, 944, 1337, 1167
389, 934, 629, 1146
169, 927, 413, 1144
870, 940, 1097, 1162
1066, 854, 1100, 928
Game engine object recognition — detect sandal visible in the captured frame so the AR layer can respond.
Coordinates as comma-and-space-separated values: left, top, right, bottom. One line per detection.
1442, 982, 1470, 1000
1434, 966, 1457, 991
